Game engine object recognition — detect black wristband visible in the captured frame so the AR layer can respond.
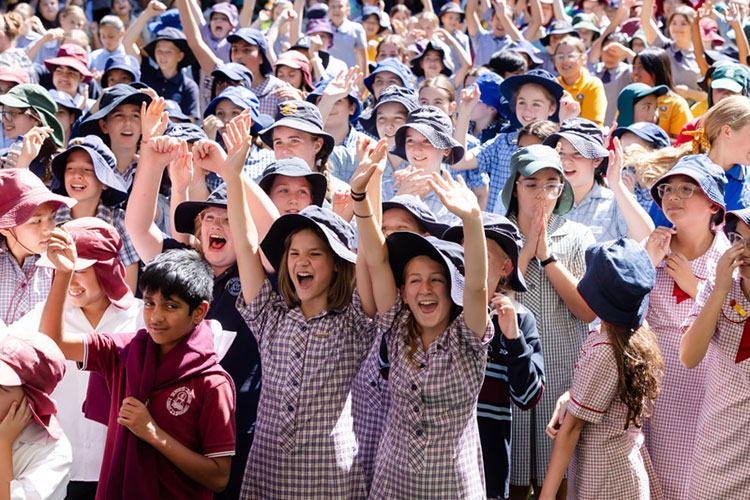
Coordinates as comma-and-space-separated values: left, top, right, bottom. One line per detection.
540, 255, 557, 267
350, 190, 367, 201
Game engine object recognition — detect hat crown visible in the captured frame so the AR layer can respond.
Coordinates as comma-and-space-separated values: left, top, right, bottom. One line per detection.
405, 105, 453, 132
558, 118, 604, 144
300, 206, 356, 250
377, 85, 419, 109
276, 100, 324, 128
0, 334, 66, 391
62, 217, 123, 259
512, 144, 563, 172
263, 157, 313, 177
55, 43, 87, 62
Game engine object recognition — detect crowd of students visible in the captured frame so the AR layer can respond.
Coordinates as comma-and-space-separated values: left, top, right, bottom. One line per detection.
0, 0, 749, 498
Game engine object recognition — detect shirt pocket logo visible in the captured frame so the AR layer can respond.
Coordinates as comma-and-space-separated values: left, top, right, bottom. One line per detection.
166, 386, 193, 416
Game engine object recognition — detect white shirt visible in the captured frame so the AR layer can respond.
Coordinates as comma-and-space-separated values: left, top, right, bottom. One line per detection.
10, 300, 144, 482
10, 421, 72, 500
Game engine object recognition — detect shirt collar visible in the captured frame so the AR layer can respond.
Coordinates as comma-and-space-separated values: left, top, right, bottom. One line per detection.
726, 163, 745, 180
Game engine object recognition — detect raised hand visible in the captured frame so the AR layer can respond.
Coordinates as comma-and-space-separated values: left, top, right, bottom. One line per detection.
271, 84, 305, 102
192, 139, 228, 176
351, 137, 388, 193
559, 91, 581, 123
394, 166, 431, 197
725, 2, 741, 24
715, 244, 744, 296
14, 126, 53, 170
146, 0, 167, 14
665, 251, 698, 298
332, 190, 354, 222
202, 115, 224, 141
46, 228, 78, 273
645, 226, 676, 266
458, 83, 481, 113
142, 136, 183, 170
323, 67, 363, 102
167, 139, 193, 192
491, 292, 520, 339
533, 202, 552, 261
428, 171, 481, 221
606, 137, 625, 189
141, 97, 169, 142
221, 113, 253, 178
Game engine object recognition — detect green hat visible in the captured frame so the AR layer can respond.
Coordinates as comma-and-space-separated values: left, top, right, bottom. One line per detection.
572, 13, 600, 39
501, 144, 574, 216
616, 82, 669, 127
0, 84, 64, 147
710, 63, 747, 95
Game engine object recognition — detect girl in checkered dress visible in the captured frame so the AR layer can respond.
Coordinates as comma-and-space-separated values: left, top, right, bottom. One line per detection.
540, 238, 664, 500
679, 207, 750, 499
642, 154, 730, 500
352, 140, 492, 498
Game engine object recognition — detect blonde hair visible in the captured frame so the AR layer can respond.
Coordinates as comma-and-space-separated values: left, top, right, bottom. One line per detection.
416, 11, 439, 30
62, 29, 90, 50
624, 143, 691, 187
277, 228, 355, 310
0, 12, 23, 41
668, 5, 696, 28
60, 5, 85, 21
554, 35, 586, 55
701, 96, 750, 148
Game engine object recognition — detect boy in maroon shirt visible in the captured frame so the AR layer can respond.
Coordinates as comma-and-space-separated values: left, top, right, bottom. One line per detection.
38, 233, 236, 500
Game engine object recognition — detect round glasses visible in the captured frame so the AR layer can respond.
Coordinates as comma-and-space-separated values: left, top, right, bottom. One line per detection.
516, 180, 565, 199
656, 183, 699, 200
728, 231, 750, 249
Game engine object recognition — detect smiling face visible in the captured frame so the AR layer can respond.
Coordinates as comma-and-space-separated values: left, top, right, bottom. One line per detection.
328, 0, 348, 25
660, 175, 718, 228
68, 266, 111, 312
99, 103, 140, 148
554, 43, 585, 82
64, 150, 105, 204
404, 127, 448, 171
0, 202, 58, 261
419, 86, 455, 117
285, 228, 336, 306
112, 0, 131, 17
272, 126, 323, 169
198, 207, 236, 275
557, 137, 599, 195
420, 49, 445, 79
733, 220, 750, 279
276, 64, 304, 89
633, 93, 659, 123
154, 40, 185, 74
52, 65, 85, 97
382, 208, 426, 237
668, 14, 691, 41
514, 83, 557, 127
142, 289, 206, 356
269, 175, 314, 214
60, 10, 86, 31
632, 58, 656, 87
372, 71, 404, 99
362, 14, 381, 38
401, 255, 452, 335
209, 12, 232, 39
377, 42, 401, 61
441, 12, 461, 32
2, 106, 41, 138
376, 101, 409, 146
39, 0, 59, 22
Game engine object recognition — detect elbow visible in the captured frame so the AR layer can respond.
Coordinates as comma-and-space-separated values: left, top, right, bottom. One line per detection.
207, 465, 231, 493
678, 343, 699, 370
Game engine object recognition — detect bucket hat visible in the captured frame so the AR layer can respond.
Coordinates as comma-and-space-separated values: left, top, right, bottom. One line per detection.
51, 135, 127, 206
572, 13, 601, 39
307, 75, 363, 123
0, 84, 65, 147
508, 39, 543, 65
208, 2, 239, 28
382, 194, 451, 237
174, 185, 228, 234
258, 157, 328, 207
274, 51, 313, 91
475, 72, 504, 113
49, 89, 83, 120
143, 28, 197, 69
410, 40, 453, 77
541, 20, 580, 46
0, 169, 75, 228
0, 65, 30, 85
0, 333, 66, 439
707, 63, 748, 106
211, 62, 254, 89
443, 212, 527, 292
165, 121, 207, 142
577, 238, 655, 329
364, 57, 414, 94
386, 232, 465, 306
361, 6, 390, 29
439, 2, 465, 17
228, 28, 273, 75
261, 205, 356, 271
259, 100, 335, 152
164, 99, 190, 122
36, 217, 134, 309
289, 35, 332, 68
44, 44, 93, 83
543, 118, 609, 172
611, 121, 670, 149
725, 207, 750, 235
359, 85, 418, 137
391, 106, 465, 165
78, 84, 152, 136
649, 154, 727, 223
499, 69, 564, 124
305, 18, 334, 37
203, 85, 260, 123
501, 144, 575, 215
615, 82, 669, 127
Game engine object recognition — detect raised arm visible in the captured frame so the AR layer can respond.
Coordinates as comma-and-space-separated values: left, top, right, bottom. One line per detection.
466, 0, 482, 37
289, 0, 304, 46
725, 3, 749, 68
239, 0, 257, 27
186, 0, 206, 27
494, 0, 522, 40
607, 138, 655, 241
123, 0, 167, 62
525, 0, 544, 42
693, 5, 711, 75
455, 84, 480, 148
589, 0, 628, 63
640, 0, 660, 45
551, 0, 571, 23
25, 28, 63, 61
175, 0, 222, 74
429, 172, 489, 338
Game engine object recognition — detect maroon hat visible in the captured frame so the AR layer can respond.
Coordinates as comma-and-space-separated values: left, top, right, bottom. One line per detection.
0, 333, 66, 439
44, 44, 93, 83
274, 51, 314, 91
37, 217, 134, 309
700, 17, 724, 46
0, 169, 75, 229
0, 65, 30, 85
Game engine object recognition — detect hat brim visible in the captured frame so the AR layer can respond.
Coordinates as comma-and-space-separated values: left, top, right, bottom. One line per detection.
711, 77, 743, 93
578, 268, 648, 329
364, 67, 408, 94
650, 168, 726, 223
382, 200, 450, 237
79, 92, 153, 136
51, 145, 128, 206
36, 252, 97, 270
611, 126, 669, 149
173, 199, 228, 234
144, 38, 197, 69
544, 131, 609, 170
0, 93, 31, 109
260, 213, 356, 272
391, 123, 465, 165
500, 75, 563, 123
0, 361, 22, 386
259, 117, 335, 153
0, 190, 75, 229
258, 171, 328, 208
385, 231, 464, 306
44, 58, 93, 82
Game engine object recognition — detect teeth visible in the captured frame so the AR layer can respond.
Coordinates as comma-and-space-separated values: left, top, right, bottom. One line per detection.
298, 272, 312, 277
419, 300, 437, 305
72, 184, 85, 189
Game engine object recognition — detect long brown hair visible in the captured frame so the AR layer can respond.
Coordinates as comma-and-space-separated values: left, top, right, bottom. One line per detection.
604, 323, 663, 429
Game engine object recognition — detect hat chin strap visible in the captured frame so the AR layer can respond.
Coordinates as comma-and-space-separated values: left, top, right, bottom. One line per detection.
7, 228, 40, 259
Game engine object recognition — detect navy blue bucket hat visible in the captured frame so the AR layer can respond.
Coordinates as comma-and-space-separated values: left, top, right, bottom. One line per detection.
164, 99, 190, 122
51, 135, 128, 206
611, 122, 671, 149
577, 238, 656, 329
165, 122, 207, 142
541, 20, 581, 46
364, 57, 414, 94
410, 41, 454, 77
509, 38, 543, 65
261, 205, 356, 271
78, 84, 152, 136
392, 106, 465, 165
102, 54, 141, 84
173, 185, 227, 234
543, 118, 609, 172
382, 194, 451, 236
203, 86, 260, 123
306, 75, 363, 123
259, 100, 335, 153
258, 158, 328, 207
143, 28, 197, 69
443, 212, 527, 293
228, 28, 273, 75
500, 69, 564, 124
212, 62, 254, 89
359, 85, 419, 137
386, 232, 465, 306
49, 89, 83, 120
650, 154, 727, 224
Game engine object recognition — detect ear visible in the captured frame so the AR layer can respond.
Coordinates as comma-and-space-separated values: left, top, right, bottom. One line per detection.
348, 101, 356, 116
313, 136, 324, 154
500, 257, 514, 277
191, 300, 209, 324
442, 148, 451, 158
547, 101, 557, 118
449, 101, 457, 115
177, 51, 185, 63
98, 118, 108, 134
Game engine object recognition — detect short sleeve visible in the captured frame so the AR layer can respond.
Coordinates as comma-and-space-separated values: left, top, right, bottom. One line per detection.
566, 224, 596, 280
581, 79, 606, 126
82, 331, 129, 377
670, 97, 693, 137
346, 288, 380, 353
376, 294, 409, 359
354, 24, 367, 49
568, 341, 618, 424
113, 209, 140, 267
10, 431, 72, 499
198, 375, 236, 458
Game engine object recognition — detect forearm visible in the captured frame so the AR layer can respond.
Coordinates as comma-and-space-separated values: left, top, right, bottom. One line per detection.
239, 0, 256, 27
552, 0, 571, 23
611, 181, 655, 242
680, 291, 723, 368
734, 21, 750, 67
640, 0, 659, 44
242, 176, 280, 242
356, 49, 368, 75
0, 441, 12, 500
316, 95, 337, 123
146, 425, 230, 492
25, 34, 52, 60
472, 185, 489, 211
354, 195, 397, 314
545, 262, 596, 322
39, 270, 84, 361
449, 147, 479, 171
461, 212, 489, 337
526, 0, 543, 42
187, 0, 206, 27
692, 19, 709, 75
123, 10, 151, 57
124, 162, 165, 262
539, 413, 584, 498
500, 12, 522, 40
176, 0, 220, 73
466, 0, 480, 36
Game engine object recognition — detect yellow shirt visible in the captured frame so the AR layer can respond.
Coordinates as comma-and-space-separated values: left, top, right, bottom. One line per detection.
658, 93, 693, 139
558, 68, 607, 126
690, 98, 708, 118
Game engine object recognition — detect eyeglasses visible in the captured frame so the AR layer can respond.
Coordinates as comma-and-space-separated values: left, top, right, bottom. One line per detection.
554, 53, 582, 62
0, 109, 26, 122
516, 180, 565, 199
201, 212, 230, 227
728, 231, 750, 248
656, 183, 699, 200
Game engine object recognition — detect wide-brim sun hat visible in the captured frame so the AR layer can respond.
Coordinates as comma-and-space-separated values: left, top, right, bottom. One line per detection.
258, 157, 328, 207
391, 106, 464, 165
410, 40, 453, 78
363, 57, 414, 94
143, 27, 197, 69
386, 232, 465, 306
611, 122, 671, 149
0, 169, 75, 229
203, 85, 260, 122
358, 85, 419, 137
261, 205, 356, 272
78, 84, 152, 137
227, 28, 273, 75
501, 144, 574, 216
382, 194, 451, 237
499, 70, 564, 124
543, 117, 609, 172
615, 83, 669, 127
259, 100, 335, 153
174, 185, 228, 234
442, 212, 527, 293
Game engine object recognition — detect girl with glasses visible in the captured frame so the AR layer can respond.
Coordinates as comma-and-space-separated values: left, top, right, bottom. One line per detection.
499, 145, 596, 500
643, 154, 729, 499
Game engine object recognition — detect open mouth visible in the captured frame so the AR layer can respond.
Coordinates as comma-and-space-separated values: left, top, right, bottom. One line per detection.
68, 288, 85, 298
563, 169, 576, 176
208, 234, 226, 250
121, 130, 135, 138
418, 300, 438, 314
69, 183, 87, 191
296, 272, 314, 288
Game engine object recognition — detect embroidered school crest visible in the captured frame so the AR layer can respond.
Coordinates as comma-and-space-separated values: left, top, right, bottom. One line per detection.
227, 277, 242, 297
166, 386, 193, 416
281, 102, 298, 116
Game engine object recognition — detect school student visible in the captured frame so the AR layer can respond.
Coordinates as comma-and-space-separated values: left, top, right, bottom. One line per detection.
679, 208, 750, 499
540, 238, 663, 500
553, 36, 607, 126
89, 15, 126, 72
43, 44, 94, 112
11, 217, 143, 500
0, 169, 74, 324
39, 242, 237, 500
257, 157, 327, 215
0, 332, 72, 499
616, 82, 669, 128
643, 155, 729, 499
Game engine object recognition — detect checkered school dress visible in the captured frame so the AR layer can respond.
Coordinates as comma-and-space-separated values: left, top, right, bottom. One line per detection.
567, 329, 662, 500
682, 276, 750, 499
369, 296, 493, 499
509, 214, 596, 486
236, 279, 378, 499
0, 241, 52, 325
644, 232, 729, 500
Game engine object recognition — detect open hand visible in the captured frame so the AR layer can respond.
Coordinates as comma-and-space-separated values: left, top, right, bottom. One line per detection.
221, 112, 254, 179
665, 252, 698, 299
428, 171, 481, 221
0, 399, 32, 445
393, 166, 431, 197
167, 139, 193, 192
351, 137, 387, 193
141, 97, 169, 142
458, 83, 481, 113
323, 67, 362, 102
491, 293, 519, 339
